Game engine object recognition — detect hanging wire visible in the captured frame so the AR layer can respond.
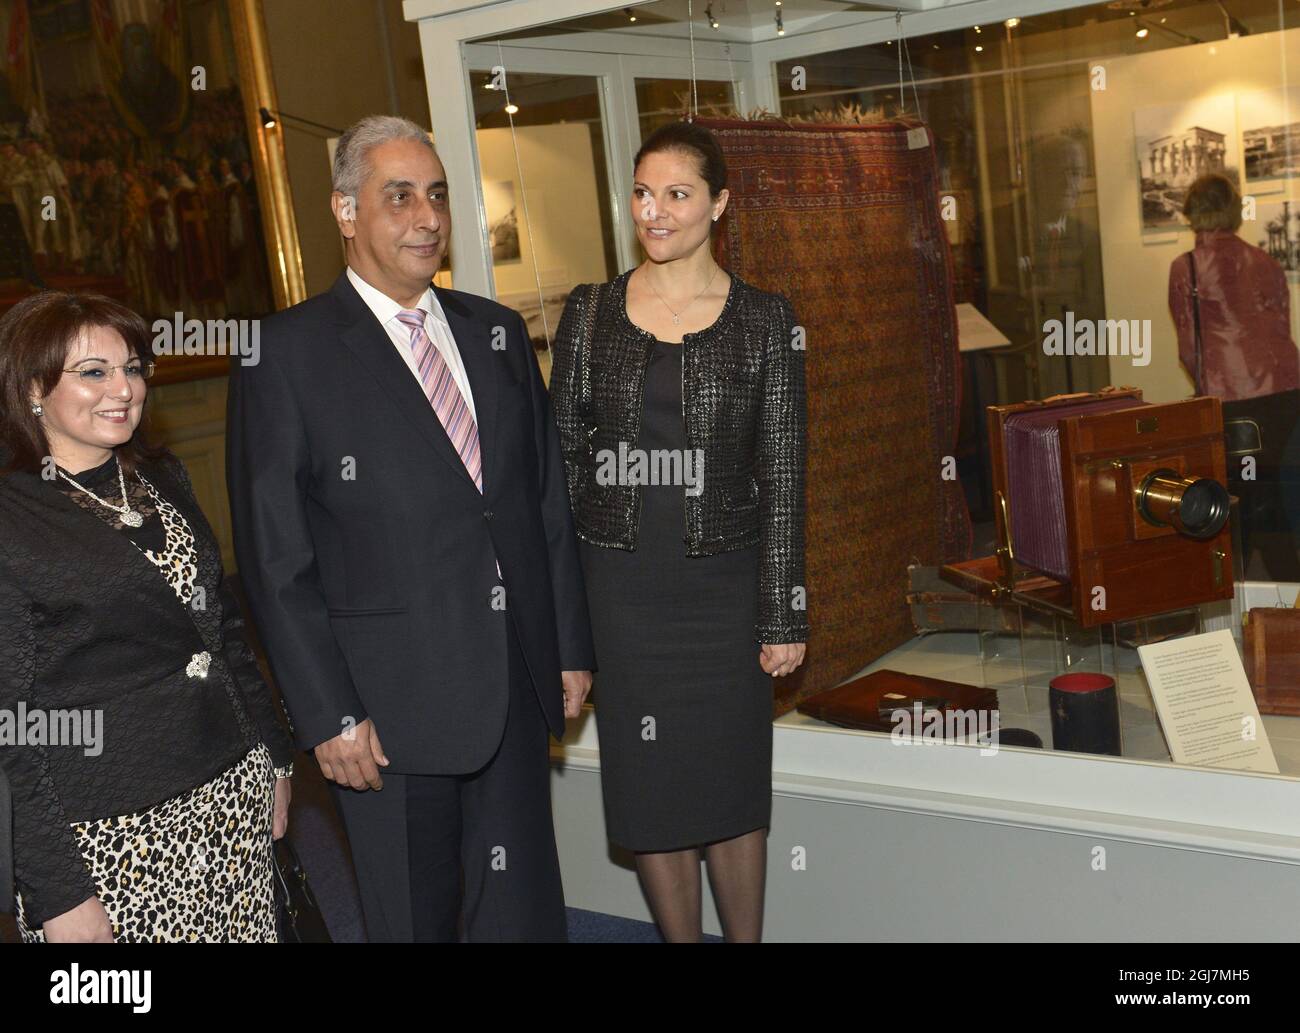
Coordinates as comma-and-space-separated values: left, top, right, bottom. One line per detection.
901, 21, 921, 117
896, 12, 904, 116
725, 41, 737, 115
893, 12, 921, 119
496, 39, 553, 363
687, 0, 699, 120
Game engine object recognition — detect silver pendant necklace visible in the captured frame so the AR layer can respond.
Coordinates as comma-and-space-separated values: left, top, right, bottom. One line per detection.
58, 456, 143, 527
643, 262, 720, 325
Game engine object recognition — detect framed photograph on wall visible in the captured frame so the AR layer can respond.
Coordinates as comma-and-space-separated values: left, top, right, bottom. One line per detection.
1239, 87, 1300, 194
0, 0, 303, 383
1133, 95, 1240, 234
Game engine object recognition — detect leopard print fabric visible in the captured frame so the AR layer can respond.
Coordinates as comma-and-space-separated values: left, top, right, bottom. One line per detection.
136, 473, 200, 603
15, 743, 278, 942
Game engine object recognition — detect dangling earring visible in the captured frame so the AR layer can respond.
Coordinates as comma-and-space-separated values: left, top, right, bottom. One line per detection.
31, 402, 43, 417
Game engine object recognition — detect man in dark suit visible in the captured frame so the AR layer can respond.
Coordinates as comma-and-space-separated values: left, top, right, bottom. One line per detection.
226, 115, 595, 942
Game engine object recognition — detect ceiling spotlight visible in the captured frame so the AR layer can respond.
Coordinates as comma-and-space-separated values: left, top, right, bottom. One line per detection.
1136, 26, 1149, 37
504, 103, 519, 115
707, 3, 718, 28
975, 44, 984, 51
625, 7, 636, 22
974, 24, 982, 32
1005, 17, 1020, 27
776, 9, 784, 35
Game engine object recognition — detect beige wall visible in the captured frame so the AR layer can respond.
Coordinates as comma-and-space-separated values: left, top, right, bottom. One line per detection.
1091, 28, 1300, 402
477, 124, 608, 300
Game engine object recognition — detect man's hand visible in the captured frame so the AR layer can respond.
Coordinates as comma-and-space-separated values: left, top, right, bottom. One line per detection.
561, 670, 593, 719
272, 777, 292, 839
314, 718, 389, 791
759, 643, 806, 678
43, 896, 114, 943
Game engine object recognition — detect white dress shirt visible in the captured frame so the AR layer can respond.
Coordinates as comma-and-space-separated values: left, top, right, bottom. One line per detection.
346, 266, 478, 424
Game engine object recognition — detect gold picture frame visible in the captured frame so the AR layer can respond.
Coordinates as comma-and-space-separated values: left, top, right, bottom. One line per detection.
147, 0, 305, 384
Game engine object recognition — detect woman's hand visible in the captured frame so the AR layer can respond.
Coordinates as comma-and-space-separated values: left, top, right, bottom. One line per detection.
760, 642, 806, 678
43, 896, 114, 943
273, 776, 292, 840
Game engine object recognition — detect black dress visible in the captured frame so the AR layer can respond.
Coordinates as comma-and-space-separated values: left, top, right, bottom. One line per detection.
580, 338, 773, 852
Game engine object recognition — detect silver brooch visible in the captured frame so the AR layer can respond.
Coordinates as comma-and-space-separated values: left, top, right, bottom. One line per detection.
186, 651, 212, 679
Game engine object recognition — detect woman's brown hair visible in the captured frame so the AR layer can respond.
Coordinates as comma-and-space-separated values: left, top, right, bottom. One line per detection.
1183, 173, 1242, 232
634, 120, 729, 201
0, 290, 166, 475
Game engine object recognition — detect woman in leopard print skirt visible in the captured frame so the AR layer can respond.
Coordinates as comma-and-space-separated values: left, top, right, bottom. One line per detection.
0, 291, 295, 942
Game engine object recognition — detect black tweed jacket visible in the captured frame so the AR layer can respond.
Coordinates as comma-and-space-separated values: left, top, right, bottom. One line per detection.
0, 451, 292, 926
551, 268, 809, 645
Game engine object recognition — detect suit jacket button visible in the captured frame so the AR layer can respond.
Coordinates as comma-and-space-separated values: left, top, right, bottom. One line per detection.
484, 509, 494, 520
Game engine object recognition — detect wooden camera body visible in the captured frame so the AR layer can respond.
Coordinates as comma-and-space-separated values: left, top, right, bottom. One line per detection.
943, 387, 1234, 628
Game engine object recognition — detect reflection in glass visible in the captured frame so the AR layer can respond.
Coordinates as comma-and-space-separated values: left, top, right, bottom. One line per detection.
472, 69, 619, 375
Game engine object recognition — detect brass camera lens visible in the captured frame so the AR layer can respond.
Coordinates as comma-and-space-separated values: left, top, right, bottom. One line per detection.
1135, 469, 1230, 540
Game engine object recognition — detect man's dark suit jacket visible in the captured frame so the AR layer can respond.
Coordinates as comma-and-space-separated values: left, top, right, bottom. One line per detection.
227, 271, 595, 774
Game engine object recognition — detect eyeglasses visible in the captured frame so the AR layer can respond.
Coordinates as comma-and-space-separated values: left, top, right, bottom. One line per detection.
61, 361, 156, 382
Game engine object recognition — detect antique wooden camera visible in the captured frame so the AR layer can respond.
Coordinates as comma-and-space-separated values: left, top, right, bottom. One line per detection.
943, 387, 1233, 627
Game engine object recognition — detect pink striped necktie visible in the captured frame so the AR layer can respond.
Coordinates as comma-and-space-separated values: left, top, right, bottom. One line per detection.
397, 308, 483, 492
397, 309, 499, 580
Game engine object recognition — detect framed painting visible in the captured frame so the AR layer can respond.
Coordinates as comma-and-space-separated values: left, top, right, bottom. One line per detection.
0, 0, 303, 383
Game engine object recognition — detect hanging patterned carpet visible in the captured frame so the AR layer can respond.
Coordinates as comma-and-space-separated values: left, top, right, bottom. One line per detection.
698, 116, 971, 715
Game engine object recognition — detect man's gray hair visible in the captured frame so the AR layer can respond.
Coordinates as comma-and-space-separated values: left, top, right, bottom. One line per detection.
332, 115, 437, 201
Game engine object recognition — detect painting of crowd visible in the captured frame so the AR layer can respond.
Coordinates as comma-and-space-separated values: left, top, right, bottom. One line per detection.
0, 86, 273, 319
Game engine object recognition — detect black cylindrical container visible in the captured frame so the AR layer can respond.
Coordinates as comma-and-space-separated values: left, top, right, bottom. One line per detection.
1049, 673, 1121, 756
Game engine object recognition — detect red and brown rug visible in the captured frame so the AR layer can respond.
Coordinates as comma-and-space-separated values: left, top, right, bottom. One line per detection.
700, 115, 972, 715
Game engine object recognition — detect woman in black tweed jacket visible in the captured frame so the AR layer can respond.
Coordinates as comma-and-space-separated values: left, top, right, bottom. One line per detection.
0, 291, 293, 942
551, 122, 808, 942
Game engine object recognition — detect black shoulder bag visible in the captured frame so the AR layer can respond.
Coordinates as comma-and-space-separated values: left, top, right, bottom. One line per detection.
1187, 251, 1262, 459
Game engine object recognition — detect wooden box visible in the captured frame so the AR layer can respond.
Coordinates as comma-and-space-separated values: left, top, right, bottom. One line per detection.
1244, 607, 1300, 716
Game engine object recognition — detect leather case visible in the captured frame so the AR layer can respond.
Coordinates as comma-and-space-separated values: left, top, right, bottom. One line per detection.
797, 669, 998, 732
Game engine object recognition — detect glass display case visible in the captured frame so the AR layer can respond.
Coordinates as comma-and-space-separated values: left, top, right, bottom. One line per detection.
402, 0, 1300, 940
